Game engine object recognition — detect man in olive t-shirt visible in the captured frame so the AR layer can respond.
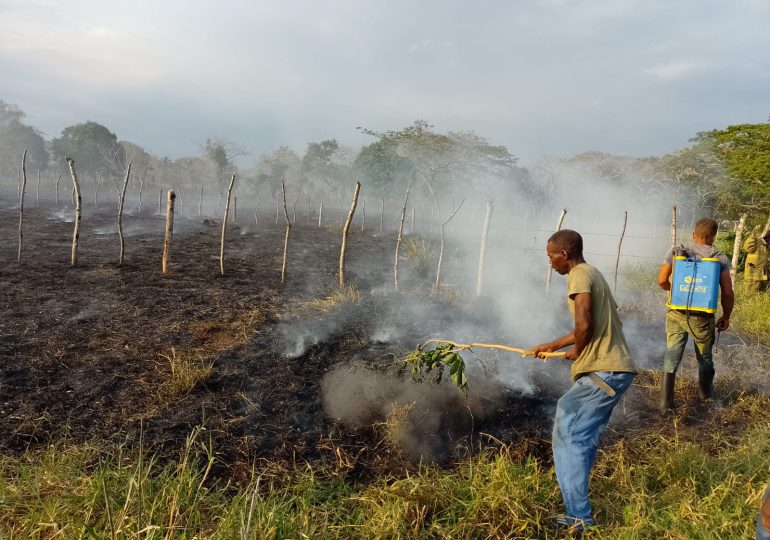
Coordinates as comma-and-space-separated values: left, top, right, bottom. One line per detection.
532, 229, 636, 532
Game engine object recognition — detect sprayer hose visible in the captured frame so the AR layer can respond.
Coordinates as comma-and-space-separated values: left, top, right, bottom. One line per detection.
423, 339, 567, 358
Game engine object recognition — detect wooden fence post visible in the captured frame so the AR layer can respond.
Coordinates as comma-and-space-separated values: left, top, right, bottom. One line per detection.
162, 191, 175, 274
614, 210, 628, 292
66, 157, 83, 266
55, 175, 62, 205
17, 149, 27, 262
435, 199, 465, 290
220, 173, 236, 276
199, 186, 204, 216
280, 180, 291, 285
318, 201, 324, 227
117, 162, 132, 265
394, 183, 412, 291
671, 204, 677, 248
254, 190, 262, 226
476, 201, 494, 298
340, 182, 361, 287
545, 208, 567, 294
730, 214, 747, 286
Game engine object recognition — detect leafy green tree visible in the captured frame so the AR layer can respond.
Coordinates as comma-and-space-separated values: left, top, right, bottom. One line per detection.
358, 120, 518, 202
695, 123, 770, 212
0, 101, 48, 181
51, 121, 123, 178
353, 139, 414, 197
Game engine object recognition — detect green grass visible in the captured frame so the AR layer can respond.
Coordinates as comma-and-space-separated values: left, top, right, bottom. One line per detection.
2, 396, 769, 539
731, 285, 770, 344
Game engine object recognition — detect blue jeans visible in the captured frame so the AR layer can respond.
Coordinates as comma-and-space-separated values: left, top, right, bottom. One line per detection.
758, 485, 770, 540
552, 371, 634, 522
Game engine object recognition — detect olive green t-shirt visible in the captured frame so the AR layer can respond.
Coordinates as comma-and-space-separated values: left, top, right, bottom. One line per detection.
567, 263, 636, 381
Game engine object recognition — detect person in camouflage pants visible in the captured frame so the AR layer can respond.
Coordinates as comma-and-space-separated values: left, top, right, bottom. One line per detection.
743, 225, 770, 293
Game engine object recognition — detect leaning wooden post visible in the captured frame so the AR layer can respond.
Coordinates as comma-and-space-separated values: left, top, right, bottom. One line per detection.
435, 199, 465, 289
198, 186, 204, 216
162, 191, 175, 274
613, 210, 628, 293
475, 201, 494, 298
339, 182, 361, 287
254, 190, 262, 226
545, 208, 567, 295
394, 182, 412, 291
671, 204, 677, 248
220, 172, 236, 276
55, 175, 62, 205
730, 213, 747, 286
280, 180, 291, 285
66, 157, 83, 266
318, 201, 324, 227
17, 149, 27, 262
117, 162, 132, 265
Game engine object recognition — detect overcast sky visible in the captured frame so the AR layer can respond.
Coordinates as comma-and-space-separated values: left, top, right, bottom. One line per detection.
1, 0, 768, 165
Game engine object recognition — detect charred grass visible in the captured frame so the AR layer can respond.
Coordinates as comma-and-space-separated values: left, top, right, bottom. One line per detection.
1, 206, 770, 538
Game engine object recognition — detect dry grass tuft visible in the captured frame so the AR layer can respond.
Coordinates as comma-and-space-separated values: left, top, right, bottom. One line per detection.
190, 308, 264, 351
402, 239, 438, 278
298, 284, 362, 314
158, 347, 213, 399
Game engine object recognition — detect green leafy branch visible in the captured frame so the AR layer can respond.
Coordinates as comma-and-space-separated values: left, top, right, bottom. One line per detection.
399, 343, 468, 396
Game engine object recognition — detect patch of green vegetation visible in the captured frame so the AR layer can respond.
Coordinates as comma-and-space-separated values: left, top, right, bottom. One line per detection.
2, 394, 769, 538
732, 286, 770, 344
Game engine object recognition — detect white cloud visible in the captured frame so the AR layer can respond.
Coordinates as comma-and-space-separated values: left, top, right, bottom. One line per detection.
644, 61, 699, 80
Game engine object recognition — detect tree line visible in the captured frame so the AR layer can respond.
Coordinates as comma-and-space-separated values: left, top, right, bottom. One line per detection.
1, 99, 767, 224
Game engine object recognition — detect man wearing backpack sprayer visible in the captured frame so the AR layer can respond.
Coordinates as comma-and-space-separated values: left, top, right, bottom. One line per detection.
656, 218, 734, 409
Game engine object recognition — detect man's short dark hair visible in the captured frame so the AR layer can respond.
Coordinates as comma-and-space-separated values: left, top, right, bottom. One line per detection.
548, 229, 583, 258
694, 218, 718, 238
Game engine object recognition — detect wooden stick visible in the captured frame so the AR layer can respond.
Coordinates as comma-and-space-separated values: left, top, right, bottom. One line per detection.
275, 193, 280, 225
545, 208, 567, 295
435, 199, 465, 289
162, 190, 175, 274
422, 339, 566, 358
671, 204, 677, 248
292, 195, 298, 225
17, 149, 27, 262
66, 157, 82, 266
220, 172, 236, 276
138, 177, 144, 213
318, 201, 324, 227
117, 162, 132, 265
410, 207, 416, 232
55, 174, 61, 205
198, 186, 203, 216
613, 210, 628, 292
339, 182, 361, 287
730, 213, 747, 286
476, 201, 494, 298
94, 176, 102, 208
216, 191, 223, 217
394, 182, 412, 291
254, 190, 262, 226
280, 180, 291, 285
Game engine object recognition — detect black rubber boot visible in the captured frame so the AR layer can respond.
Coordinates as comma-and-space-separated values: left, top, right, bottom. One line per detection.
660, 372, 677, 410
698, 368, 715, 401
